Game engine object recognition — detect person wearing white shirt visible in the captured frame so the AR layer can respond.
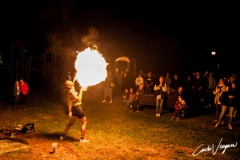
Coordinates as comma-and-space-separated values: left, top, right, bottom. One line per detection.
154, 76, 167, 117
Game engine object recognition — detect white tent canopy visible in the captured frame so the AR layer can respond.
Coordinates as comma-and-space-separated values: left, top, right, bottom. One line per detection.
115, 56, 130, 63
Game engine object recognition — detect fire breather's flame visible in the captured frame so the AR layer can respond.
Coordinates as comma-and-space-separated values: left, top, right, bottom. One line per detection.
74, 47, 107, 90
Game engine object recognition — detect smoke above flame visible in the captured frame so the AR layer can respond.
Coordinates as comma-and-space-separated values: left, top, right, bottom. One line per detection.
74, 47, 107, 90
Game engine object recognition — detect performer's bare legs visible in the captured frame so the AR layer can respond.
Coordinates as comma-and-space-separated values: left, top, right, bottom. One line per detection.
62, 116, 77, 136
80, 117, 87, 139
61, 116, 87, 140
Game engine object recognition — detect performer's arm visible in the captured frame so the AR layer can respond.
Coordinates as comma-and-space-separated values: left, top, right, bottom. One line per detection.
67, 95, 72, 117
78, 88, 83, 101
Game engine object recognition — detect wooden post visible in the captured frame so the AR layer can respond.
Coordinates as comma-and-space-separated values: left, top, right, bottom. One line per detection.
51, 53, 53, 78
44, 53, 46, 79
41, 53, 43, 79
16, 57, 18, 80
10, 57, 13, 79
27, 58, 29, 81
54, 53, 56, 77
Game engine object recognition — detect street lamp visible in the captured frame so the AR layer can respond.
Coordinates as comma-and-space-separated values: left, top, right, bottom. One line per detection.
211, 51, 219, 72
211, 51, 216, 56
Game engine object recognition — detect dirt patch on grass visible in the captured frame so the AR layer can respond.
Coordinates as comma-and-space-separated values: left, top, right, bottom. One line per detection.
1, 134, 226, 160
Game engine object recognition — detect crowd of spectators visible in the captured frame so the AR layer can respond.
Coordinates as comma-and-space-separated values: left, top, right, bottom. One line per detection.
105, 69, 239, 129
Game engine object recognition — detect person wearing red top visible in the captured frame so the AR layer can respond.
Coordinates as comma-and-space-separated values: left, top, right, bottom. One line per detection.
19, 78, 29, 106
171, 96, 188, 120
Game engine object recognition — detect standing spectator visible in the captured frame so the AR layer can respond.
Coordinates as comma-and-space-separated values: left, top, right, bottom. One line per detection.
223, 76, 228, 85
102, 71, 114, 103
154, 76, 167, 117
192, 71, 204, 109
122, 71, 129, 93
213, 78, 227, 122
226, 75, 236, 87
115, 71, 124, 97
164, 72, 172, 95
192, 71, 196, 80
184, 75, 193, 108
229, 75, 238, 118
203, 71, 216, 108
215, 83, 238, 129
13, 80, 20, 107
135, 73, 144, 90
19, 78, 29, 107
145, 71, 154, 94
171, 74, 180, 94
172, 86, 185, 102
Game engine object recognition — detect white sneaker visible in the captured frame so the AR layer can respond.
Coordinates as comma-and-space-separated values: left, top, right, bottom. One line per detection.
80, 139, 89, 143
102, 100, 106, 103
228, 125, 232, 130
109, 101, 112, 103
60, 136, 64, 140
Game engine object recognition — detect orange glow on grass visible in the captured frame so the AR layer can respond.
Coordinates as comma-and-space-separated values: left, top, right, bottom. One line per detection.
74, 48, 107, 90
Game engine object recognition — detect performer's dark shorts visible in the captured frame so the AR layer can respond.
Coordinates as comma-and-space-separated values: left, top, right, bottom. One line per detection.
72, 105, 85, 119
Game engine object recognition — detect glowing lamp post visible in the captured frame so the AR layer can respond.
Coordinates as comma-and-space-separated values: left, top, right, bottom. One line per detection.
211, 51, 216, 56
211, 51, 219, 71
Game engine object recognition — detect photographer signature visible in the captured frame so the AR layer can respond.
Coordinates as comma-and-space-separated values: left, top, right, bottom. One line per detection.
192, 138, 238, 156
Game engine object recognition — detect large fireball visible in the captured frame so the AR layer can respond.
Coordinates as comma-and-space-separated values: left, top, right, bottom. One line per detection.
74, 48, 107, 89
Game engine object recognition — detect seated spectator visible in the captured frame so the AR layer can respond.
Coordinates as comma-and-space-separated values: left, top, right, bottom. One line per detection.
121, 88, 129, 107
135, 73, 144, 91
125, 87, 135, 109
132, 83, 145, 111
171, 95, 188, 120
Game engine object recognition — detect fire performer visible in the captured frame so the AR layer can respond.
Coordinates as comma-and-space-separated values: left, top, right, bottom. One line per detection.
60, 47, 107, 142
60, 80, 89, 143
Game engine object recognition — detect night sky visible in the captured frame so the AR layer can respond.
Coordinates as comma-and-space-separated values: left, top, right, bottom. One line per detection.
1, 1, 239, 76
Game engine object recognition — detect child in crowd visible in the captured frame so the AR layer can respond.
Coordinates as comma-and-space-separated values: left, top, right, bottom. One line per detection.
13, 80, 20, 107
171, 95, 188, 120
121, 88, 129, 107
125, 87, 135, 109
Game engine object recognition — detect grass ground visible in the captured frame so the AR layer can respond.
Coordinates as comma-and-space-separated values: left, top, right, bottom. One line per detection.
0, 83, 239, 160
